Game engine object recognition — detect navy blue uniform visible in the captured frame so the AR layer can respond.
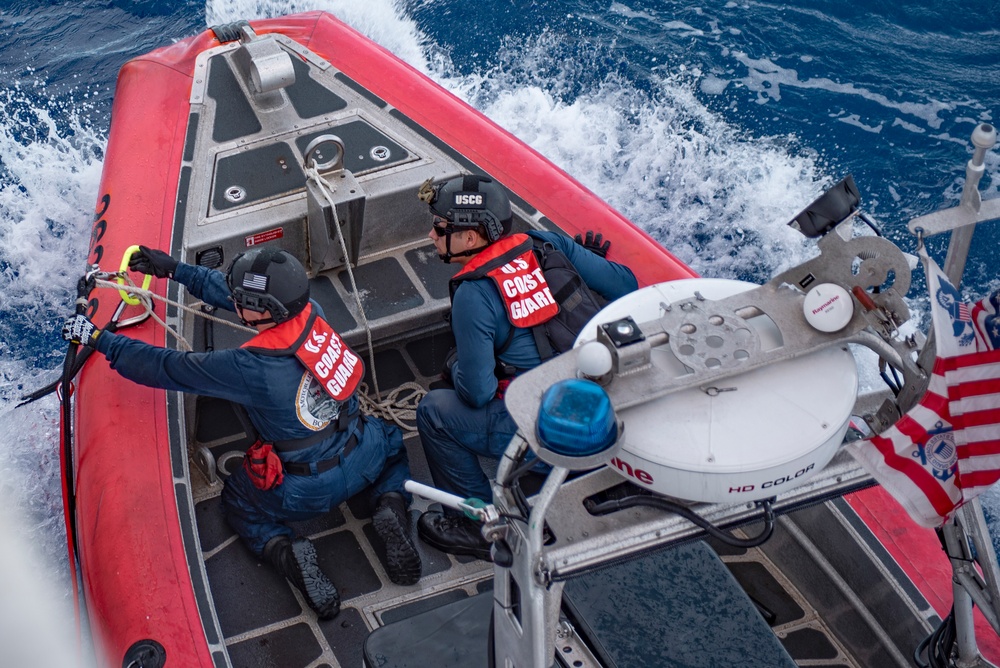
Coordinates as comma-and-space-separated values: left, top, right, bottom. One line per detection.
94, 263, 410, 555
416, 230, 637, 505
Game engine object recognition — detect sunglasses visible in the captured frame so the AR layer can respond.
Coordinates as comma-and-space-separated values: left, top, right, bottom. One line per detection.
431, 216, 458, 236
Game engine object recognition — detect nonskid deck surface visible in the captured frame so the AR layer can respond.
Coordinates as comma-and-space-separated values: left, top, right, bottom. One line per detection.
189, 327, 496, 668
184, 271, 937, 667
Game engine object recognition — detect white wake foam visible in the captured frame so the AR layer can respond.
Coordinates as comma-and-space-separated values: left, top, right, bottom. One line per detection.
0, 0, 969, 621
0, 76, 105, 563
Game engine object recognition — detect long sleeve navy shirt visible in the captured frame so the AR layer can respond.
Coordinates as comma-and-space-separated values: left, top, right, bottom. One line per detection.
449, 230, 638, 408
93, 263, 353, 458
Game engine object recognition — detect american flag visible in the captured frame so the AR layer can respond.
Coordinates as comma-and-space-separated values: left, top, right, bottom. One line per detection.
848, 252, 1000, 528
958, 301, 972, 322
972, 287, 1000, 351
242, 272, 269, 292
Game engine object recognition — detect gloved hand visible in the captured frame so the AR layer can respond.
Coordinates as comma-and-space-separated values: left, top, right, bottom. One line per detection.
574, 231, 611, 258
440, 347, 458, 385
62, 314, 102, 347
128, 245, 178, 278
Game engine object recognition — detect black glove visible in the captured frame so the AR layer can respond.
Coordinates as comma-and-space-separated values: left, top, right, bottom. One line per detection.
440, 347, 458, 385
574, 231, 611, 258
128, 245, 178, 279
62, 314, 102, 347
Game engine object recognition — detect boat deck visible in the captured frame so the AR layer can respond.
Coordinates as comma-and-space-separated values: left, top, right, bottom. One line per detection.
182, 239, 939, 667
75, 15, 985, 668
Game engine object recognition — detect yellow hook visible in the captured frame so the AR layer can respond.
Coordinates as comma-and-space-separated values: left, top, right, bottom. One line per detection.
117, 245, 152, 305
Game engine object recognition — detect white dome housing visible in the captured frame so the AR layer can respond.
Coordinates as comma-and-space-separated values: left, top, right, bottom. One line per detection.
575, 278, 858, 503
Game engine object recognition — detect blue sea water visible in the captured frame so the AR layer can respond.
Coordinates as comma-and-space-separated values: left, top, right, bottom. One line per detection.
0, 0, 997, 661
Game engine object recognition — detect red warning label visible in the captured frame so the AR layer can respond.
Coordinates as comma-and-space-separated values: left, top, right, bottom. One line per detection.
245, 227, 284, 247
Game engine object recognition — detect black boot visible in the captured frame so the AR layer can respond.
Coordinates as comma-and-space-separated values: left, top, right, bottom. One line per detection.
417, 510, 492, 561
372, 492, 422, 585
263, 536, 340, 619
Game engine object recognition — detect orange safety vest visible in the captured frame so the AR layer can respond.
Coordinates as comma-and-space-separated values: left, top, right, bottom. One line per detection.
450, 233, 560, 328
242, 302, 363, 401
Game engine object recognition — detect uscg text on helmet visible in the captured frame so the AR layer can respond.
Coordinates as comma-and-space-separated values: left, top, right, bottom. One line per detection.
728, 462, 815, 494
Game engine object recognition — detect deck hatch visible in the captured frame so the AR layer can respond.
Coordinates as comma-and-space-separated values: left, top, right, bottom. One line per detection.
364, 592, 493, 667
212, 141, 306, 211
210, 118, 413, 214
561, 541, 797, 667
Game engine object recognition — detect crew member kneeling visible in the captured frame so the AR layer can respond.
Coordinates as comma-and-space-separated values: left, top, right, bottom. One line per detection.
62, 246, 421, 619
415, 174, 638, 560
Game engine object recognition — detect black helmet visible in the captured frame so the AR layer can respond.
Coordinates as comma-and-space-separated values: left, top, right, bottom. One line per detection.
420, 174, 512, 243
226, 247, 309, 325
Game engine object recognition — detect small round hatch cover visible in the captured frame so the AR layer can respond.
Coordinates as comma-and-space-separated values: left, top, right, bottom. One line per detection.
224, 185, 247, 203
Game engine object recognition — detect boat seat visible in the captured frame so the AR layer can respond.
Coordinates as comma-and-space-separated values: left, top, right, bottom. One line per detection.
364, 540, 797, 667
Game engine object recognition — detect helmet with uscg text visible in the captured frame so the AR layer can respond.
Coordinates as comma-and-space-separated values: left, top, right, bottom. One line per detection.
420, 174, 513, 243
226, 247, 310, 325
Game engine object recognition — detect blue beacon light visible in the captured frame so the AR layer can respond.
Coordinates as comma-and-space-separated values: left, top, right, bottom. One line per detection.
535, 378, 620, 469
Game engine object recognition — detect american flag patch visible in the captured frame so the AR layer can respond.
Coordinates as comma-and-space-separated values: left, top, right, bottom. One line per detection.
958, 302, 972, 322
242, 272, 268, 292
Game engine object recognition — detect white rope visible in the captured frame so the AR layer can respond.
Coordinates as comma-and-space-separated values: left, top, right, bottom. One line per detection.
304, 165, 426, 430
94, 277, 256, 351
356, 382, 426, 432
102, 274, 425, 430
97, 165, 429, 431
304, 164, 383, 394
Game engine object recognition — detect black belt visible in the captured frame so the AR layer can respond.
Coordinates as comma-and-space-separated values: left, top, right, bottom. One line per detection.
274, 408, 357, 452
282, 417, 363, 477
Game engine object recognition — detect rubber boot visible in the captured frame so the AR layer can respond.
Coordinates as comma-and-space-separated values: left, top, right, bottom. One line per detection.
417, 510, 492, 561
263, 536, 340, 619
372, 492, 422, 585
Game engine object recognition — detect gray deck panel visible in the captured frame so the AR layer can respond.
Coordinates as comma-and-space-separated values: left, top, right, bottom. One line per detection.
336, 256, 424, 320
562, 541, 798, 668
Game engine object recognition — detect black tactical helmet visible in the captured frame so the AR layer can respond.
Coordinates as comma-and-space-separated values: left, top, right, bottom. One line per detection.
226, 247, 309, 325
420, 174, 513, 243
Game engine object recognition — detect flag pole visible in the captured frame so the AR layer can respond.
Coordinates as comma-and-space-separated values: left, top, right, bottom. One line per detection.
944, 124, 1000, 666
943, 123, 999, 286
907, 124, 1000, 665
900, 123, 998, 415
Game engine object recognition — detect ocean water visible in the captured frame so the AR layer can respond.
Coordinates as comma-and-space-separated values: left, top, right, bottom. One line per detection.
0, 0, 997, 661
